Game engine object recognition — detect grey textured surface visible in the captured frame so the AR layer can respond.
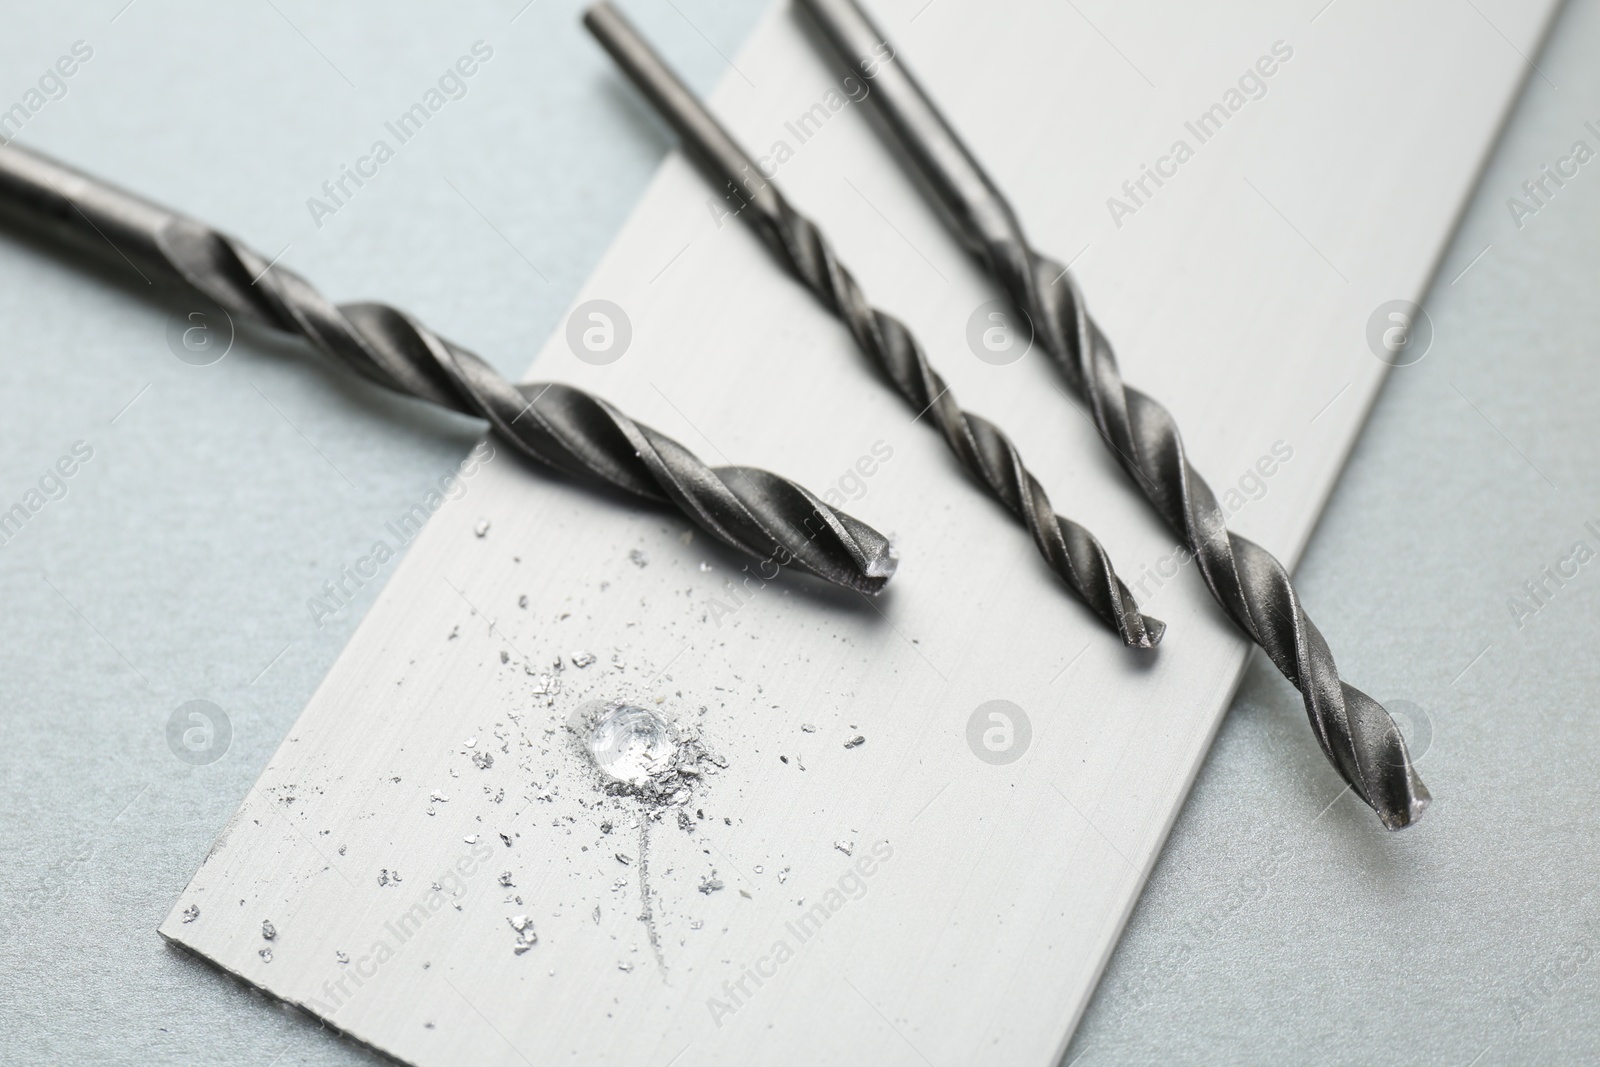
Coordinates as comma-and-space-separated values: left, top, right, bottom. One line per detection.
0, 3, 1595, 1067
1068, 1, 1600, 1062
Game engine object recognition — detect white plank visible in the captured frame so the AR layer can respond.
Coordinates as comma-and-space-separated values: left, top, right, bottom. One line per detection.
160, 1, 1556, 1063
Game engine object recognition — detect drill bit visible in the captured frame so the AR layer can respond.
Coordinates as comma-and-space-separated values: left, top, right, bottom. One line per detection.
0, 142, 897, 595
585, 2, 1162, 649
797, 0, 1427, 828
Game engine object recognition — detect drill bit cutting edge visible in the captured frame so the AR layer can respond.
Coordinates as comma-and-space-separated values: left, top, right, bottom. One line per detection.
797, 0, 1428, 828
585, 1, 1164, 649
0, 142, 897, 595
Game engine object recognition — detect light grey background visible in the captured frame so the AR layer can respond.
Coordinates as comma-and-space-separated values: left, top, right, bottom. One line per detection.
0, 1, 1594, 1065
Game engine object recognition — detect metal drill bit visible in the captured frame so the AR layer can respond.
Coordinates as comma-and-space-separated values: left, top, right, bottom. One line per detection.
797, 0, 1427, 828
0, 142, 897, 595
585, 2, 1162, 649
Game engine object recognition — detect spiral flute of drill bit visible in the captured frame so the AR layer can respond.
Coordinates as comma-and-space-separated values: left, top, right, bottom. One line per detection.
585, 2, 1161, 649
797, 0, 1427, 827
0, 143, 895, 594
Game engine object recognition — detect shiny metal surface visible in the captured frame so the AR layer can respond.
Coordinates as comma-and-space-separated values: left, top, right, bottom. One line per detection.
796, 0, 1428, 828
0, 142, 897, 594
585, 1, 1161, 648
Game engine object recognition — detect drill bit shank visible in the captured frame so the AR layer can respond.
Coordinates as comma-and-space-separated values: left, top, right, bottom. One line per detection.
586, 1, 1162, 648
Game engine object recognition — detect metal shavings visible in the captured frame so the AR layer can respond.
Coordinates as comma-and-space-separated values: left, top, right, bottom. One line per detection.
463, 834, 478, 844
259, 948, 272, 963
518, 595, 528, 608
430, 791, 449, 803
618, 961, 635, 973
562, 701, 725, 976
336, 951, 349, 964
378, 869, 401, 886
844, 735, 865, 749
690, 919, 703, 930
778, 867, 789, 884
181, 904, 199, 923
635, 815, 667, 973
800, 723, 816, 733
698, 874, 724, 895
499, 833, 513, 848
834, 840, 854, 856
498, 871, 514, 887
570, 651, 597, 669
463, 737, 477, 748
472, 751, 494, 770
261, 920, 276, 940
508, 914, 538, 954
474, 520, 490, 537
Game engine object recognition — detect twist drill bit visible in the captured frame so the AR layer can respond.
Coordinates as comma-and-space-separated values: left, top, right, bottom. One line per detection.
798, 0, 1427, 828
0, 142, 896, 594
586, 2, 1162, 648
